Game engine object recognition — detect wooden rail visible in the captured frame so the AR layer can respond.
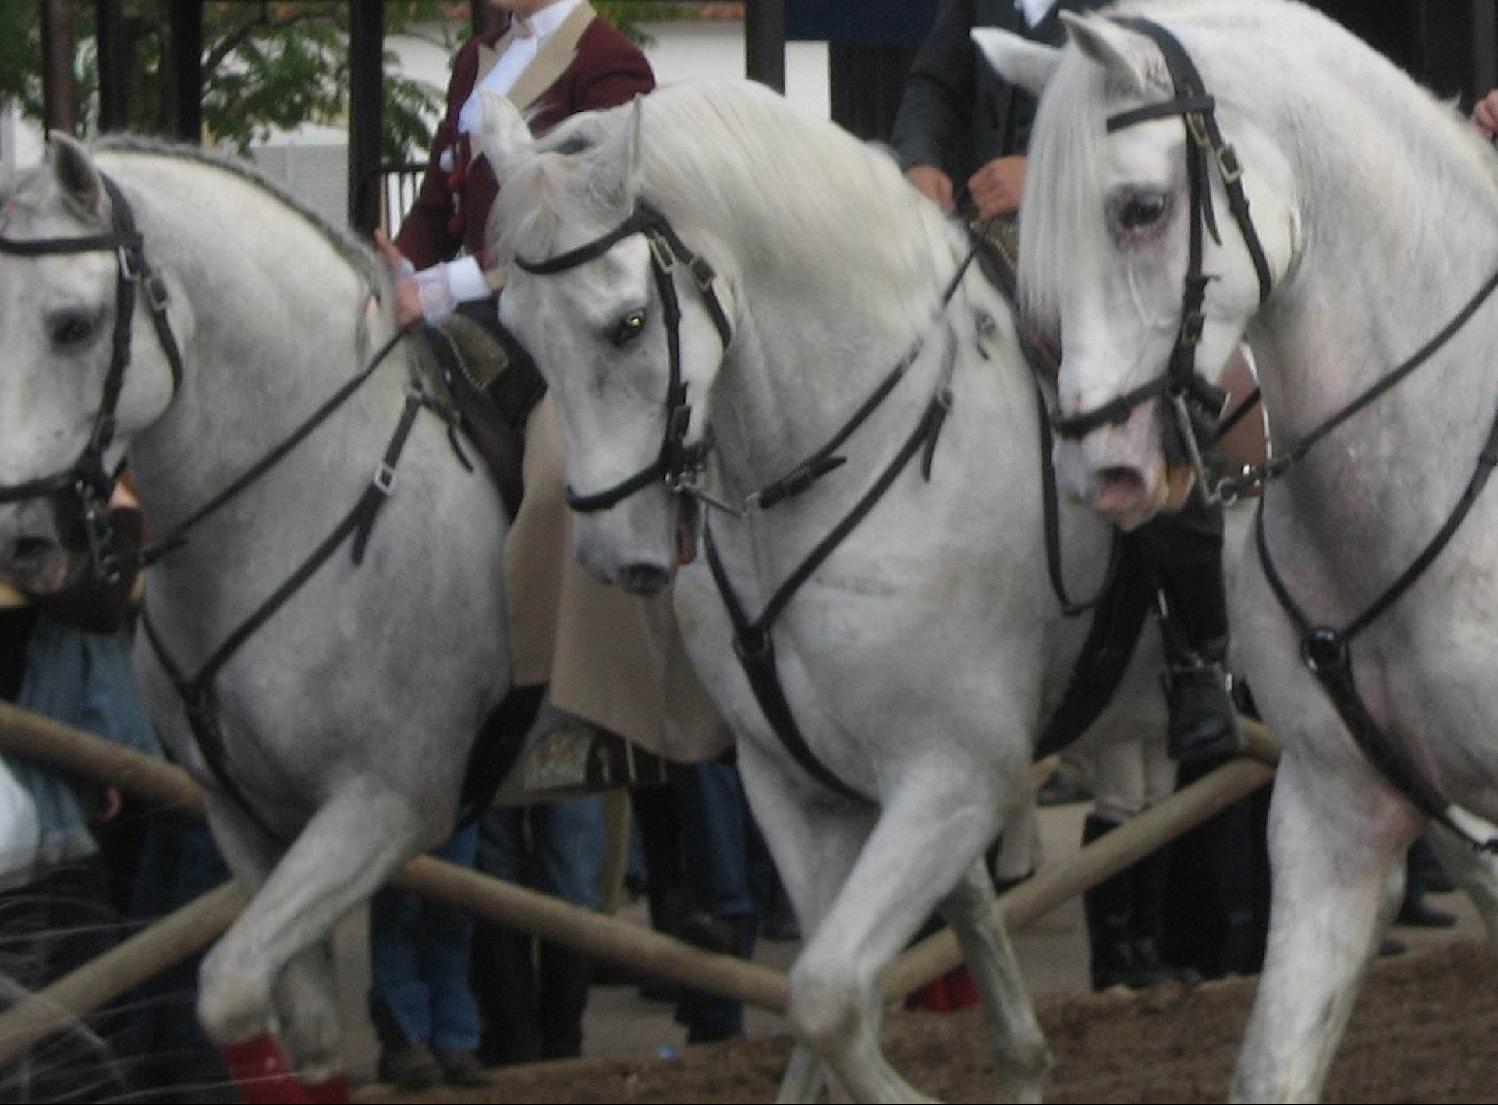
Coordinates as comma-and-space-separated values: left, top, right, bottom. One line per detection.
0, 703, 1278, 1064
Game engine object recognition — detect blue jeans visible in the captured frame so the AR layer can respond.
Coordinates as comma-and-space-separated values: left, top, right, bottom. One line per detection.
369, 826, 480, 1051
477, 795, 605, 909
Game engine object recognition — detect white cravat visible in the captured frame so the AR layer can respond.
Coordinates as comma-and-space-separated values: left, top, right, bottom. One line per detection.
422, 0, 586, 319
456, 0, 584, 136
1015, 0, 1057, 28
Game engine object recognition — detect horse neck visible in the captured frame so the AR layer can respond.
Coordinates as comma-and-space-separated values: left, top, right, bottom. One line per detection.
705, 214, 969, 505
1249, 85, 1498, 568
107, 155, 401, 539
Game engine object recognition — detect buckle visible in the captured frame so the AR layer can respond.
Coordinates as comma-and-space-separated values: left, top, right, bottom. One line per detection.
372, 461, 397, 494
1301, 627, 1347, 674
1185, 110, 1212, 150
1215, 142, 1244, 184
117, 245, 142, 282
143, 272, 171, 312
647, 231, 678, 272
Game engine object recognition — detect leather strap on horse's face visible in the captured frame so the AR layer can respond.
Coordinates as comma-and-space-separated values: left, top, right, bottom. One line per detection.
513, 200, 733, 513
1052, 16, 1274, 500
0, 172, 184, 578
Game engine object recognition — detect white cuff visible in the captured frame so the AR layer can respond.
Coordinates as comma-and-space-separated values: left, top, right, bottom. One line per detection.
444, 256, 491, 304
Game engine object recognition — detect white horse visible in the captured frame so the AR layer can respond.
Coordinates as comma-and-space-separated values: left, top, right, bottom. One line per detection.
975, 1, 1498, 1098
475, 78, 1197, 1103
0, 137, 507, 1098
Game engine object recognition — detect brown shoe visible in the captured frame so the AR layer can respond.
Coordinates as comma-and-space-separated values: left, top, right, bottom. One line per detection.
435, 1049, 489, 1088
379, 1044, 442, 1091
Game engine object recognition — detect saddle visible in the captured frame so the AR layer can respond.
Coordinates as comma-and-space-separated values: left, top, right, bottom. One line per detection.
414, 313, 674, 810
412, 307, 547, 519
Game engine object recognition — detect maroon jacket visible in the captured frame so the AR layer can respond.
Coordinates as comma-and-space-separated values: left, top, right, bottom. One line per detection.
395, 16, 655, 270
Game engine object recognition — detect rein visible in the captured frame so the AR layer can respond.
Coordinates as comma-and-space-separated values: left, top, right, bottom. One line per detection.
1098, 19, 1498, 852
515, 200, 974, 800
0, 173, 185, 580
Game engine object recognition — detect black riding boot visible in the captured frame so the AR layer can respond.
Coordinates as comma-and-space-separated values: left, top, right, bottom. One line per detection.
538, 940, 593, 1060
1134, 501, 1243, 763
1081, 815, 1176, 990
1131, 842, 1201, 985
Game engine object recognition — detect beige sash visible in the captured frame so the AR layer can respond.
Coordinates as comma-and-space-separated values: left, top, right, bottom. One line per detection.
474, 1, 597, 113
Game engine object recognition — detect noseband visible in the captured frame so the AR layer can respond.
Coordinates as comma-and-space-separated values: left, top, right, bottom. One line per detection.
1052, 16, 1274, 500
513, 200, 734, 513
0, 172, 184, 578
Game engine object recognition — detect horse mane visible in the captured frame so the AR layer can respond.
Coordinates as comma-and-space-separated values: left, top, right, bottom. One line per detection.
1018, 0, 1498, 333
94, 135, 381, 286
495, 79, 959, 333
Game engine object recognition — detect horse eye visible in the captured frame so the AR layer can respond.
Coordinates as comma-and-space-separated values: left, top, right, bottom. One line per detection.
611, 309, 647, 346
48, 309, 100, 349
1115, 192, 1170, 232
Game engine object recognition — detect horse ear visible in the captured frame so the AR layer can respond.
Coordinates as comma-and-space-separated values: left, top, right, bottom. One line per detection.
48, 131, 104, 216
593, 94, 645, 208
1059, 11, 1159, 95
971, 28, 1060, 98
476, 91, 534, 185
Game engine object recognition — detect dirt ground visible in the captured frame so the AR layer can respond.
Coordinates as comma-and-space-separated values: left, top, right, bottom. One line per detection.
356, 939, 1498, 1104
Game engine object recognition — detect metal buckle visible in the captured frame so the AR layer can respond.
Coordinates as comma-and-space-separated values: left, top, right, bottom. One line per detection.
1185, 110, 1212, 150
647, 231, 678, 272
372, 461, 397, 494
1167, 389, 1214, 503
117, 245, 142, 282
1215, 142, 1244, 184
1301, 627, 1347, 674
143, 272, 171, 312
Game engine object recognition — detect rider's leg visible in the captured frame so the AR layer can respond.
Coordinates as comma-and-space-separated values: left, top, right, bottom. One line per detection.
1132, 496, 1242, 762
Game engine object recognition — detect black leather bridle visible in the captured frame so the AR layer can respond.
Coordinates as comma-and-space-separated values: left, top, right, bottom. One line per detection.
515, 199, 972, 801
0, 173, 184, 579
514, 200, 734, 512
1052, 16, 1273, 501
1085, 18, 1498, 852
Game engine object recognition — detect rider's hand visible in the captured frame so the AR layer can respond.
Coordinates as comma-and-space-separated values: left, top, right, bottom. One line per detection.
374, 230, 425, 328
968, 156, 1027, 220
905, 164, 955, 212
1473, 90, 1498, 139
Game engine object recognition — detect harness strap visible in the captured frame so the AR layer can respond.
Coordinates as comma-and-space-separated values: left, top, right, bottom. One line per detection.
702, 332, 959, 802
1254, 397, 1498, 852
968, 226, 1121, 614
142, 329, 411, 563
143, 387, 434, 842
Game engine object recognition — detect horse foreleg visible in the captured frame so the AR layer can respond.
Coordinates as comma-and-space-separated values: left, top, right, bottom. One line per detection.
780, 769, 1008, 1104
736, 741, 871, 1105
1231, 750, 1415, 1103
939, 859, 1052, 1103
198, 779, 429, 1099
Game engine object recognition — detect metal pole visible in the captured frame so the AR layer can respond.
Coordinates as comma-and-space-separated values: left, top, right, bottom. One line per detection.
1473, 0, 1497, 101
95, 0, 127, 132
39, 0, 78, 134
745, 0, 786, 93
167, 0, 202, 142
347, 0, 387, 235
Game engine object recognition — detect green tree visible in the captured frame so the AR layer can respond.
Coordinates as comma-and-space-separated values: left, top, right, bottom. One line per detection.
0, 2, 460, 159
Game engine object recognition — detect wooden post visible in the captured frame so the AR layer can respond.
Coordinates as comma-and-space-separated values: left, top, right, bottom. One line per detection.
745, 0, 786, 93
39, 0, 78, 135
347, 0, 386, 235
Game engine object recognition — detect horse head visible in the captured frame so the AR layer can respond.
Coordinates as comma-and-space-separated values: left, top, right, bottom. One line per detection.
0, 135, 185, 593
975, 7, 1298, 529
480, 92, 734, 593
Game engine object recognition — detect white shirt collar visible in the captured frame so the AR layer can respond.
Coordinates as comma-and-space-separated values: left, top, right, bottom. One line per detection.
522, 0, 583, 44
1015, 0, 1057, 28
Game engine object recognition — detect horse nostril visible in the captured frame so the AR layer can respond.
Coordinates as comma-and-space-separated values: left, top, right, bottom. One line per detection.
616, 563, 670, 595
